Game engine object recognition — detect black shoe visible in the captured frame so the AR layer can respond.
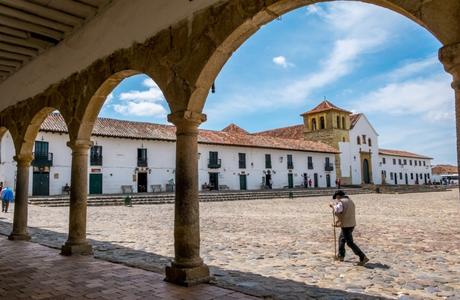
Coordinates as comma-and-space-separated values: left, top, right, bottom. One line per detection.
357, 256, 369, 266
334, 256, 344, 262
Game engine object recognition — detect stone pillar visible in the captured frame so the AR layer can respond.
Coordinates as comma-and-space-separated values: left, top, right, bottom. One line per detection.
165, 110, 210, 286
61, 140, 93, 255
439, 42, 460, 195
8, 154, 33, 241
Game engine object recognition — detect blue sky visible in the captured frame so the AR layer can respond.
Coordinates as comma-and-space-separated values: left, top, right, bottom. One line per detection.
100, 2, 455, 165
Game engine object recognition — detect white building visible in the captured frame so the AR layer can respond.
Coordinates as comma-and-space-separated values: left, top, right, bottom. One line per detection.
0, 114, 338, 196
256, 101, 433, 186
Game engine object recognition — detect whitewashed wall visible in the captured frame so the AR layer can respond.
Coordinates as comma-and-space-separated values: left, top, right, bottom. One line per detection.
380, 155, 432, 185
0, 131, 337, 196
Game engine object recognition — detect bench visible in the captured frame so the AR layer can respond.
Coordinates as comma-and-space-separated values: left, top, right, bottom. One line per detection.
121, 185, 133, 194
218, 184, 230, 190
151, 184, 162, 192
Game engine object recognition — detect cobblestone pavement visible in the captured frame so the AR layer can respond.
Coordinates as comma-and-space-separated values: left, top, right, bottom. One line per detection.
1, 190, 459, 299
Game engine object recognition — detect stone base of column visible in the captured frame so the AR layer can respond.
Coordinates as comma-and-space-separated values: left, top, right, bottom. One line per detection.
164, 262, 210, 286
8, 233, 31, 241
61, 241, 93, 256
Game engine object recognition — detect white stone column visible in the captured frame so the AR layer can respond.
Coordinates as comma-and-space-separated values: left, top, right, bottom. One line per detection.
61, 140, 93, 255
165, 110, 210, 286
8, 154, 33, 241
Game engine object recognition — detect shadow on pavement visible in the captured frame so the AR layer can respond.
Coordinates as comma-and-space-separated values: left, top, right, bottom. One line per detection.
0, 220, 390, 300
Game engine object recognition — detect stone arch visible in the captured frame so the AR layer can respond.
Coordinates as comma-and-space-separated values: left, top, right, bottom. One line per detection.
17, 107, 60, 158
71, 70, 141, 142
186, 0, 458, 112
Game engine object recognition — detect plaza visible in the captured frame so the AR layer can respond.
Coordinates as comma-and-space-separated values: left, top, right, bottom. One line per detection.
1, 190, 459, 299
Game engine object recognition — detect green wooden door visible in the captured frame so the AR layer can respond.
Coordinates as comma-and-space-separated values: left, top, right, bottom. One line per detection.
33, 172, 49, 196
288, 173, 294, 188
239, 174, 247, 190
89, 173, 103, 194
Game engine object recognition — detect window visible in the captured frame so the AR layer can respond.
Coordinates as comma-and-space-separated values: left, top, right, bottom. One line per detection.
357, 136, 361, 145
325, 157, 333, 171
307, 156, 313, 169
399, 173, 403, 180
137, 148, 148, 167
427, 174, 430, 179
342, 117, 346, 129
90, 146, 103, 166
382, 158, 386, 164
265, 154, 272, 169
312, 118, 317, 130
393, 158, 396, 165
368, 138, 372, 147
287, 154, 293, 169
320, 116, 325, 129
336, 116, 340, 128
398, 159, 402, 165
362, 135, 366, 144
411, 173, 414, 180
423, 161, 426, 166
390, 172, 394, 180
208, 151, 221, 168
403, 159, 407, 165
414, 160, 418, 166
410, 160, 412, 166
238, 153, 246, 169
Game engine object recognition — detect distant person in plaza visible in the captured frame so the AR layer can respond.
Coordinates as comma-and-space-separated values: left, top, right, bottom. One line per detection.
309, 179, 312, 188
336, 178, 341, 189
330, 190, 369, 266
1, 186, 14, 213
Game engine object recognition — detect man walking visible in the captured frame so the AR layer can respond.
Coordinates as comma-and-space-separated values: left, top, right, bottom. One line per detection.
1, 186, 14, 213
330, 190, 369, 265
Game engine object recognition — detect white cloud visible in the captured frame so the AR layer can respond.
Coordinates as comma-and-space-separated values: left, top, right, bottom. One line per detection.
273, 56, 293, 68
105, 93, 114, 103
112, 77, 168, 117
113, 102, 166, 117
353, 74, 454, 122
387, 56, 439, 81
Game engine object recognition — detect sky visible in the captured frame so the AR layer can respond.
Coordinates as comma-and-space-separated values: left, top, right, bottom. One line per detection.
100, 2, 456, 165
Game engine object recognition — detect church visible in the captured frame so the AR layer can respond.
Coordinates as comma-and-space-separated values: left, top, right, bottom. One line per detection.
0, 101, 432, 196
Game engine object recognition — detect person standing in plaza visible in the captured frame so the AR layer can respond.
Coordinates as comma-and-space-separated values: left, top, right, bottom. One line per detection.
330, 190, 369, 265
1, 185, 14, 213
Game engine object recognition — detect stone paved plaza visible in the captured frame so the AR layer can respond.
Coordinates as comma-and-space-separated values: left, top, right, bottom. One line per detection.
1, 190, 459, 299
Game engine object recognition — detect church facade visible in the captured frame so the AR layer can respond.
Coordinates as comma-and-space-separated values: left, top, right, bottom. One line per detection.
0, 101, 432, 196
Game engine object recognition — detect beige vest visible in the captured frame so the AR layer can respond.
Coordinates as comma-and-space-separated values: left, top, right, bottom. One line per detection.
336, 197, 356, 228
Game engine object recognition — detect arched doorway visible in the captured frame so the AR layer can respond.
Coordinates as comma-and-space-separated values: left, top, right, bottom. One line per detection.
363, 159, 370, 184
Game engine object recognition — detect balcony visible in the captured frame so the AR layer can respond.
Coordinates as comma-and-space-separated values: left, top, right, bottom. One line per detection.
32, 152, 53, 167
90, 155, 103, 166
208, 159, 221, 169
137, 158, 148, 167
287, 162, 294, 169
325, 163, 334, 172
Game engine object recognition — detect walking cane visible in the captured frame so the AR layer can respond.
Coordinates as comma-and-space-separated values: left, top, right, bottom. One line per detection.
332, 208, 337, 259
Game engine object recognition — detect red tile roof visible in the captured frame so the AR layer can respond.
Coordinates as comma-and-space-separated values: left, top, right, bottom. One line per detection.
40, 114, 339, 154
301, 100, 352, 115
431, 164, 457, 175
254, 124, 304, 140
379, 148, 432, 160
349, 113, 361, 129
222, 123, 249, 135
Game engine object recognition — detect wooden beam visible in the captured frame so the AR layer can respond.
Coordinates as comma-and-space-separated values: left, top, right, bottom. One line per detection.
0, 64, 14, 72
0, 15, 63, 40
0, 58, 21, 68
0, 0, 84, 27
0, 42, 37, 57
0, 5, 73, 32
0, 50, 29, 62
0, 33, 52, 51
0, 25, 28, 38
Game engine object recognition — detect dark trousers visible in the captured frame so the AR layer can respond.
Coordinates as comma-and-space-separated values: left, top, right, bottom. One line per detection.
1, 200, 9, 212
338, 227, 365, 260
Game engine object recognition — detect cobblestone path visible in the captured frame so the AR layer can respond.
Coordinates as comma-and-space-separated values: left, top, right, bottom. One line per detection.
1, 190, 459, 299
